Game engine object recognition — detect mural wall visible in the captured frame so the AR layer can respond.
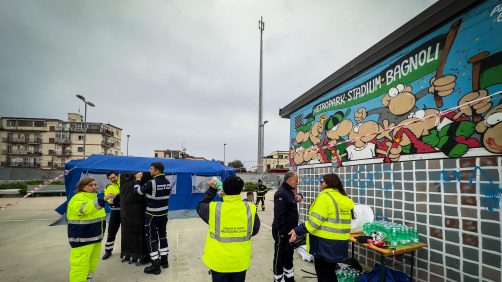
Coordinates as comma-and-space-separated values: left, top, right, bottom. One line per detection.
290, 0, 502, 168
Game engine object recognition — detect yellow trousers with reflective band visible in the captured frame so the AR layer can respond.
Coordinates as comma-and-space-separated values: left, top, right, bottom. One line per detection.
69, 242, 101, 282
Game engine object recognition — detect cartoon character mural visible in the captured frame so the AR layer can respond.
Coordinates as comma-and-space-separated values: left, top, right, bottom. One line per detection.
289, 1, 502, 168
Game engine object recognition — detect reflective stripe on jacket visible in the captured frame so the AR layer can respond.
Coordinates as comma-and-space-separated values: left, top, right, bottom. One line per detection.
66, 192, 106, 248
305, 188, 354, 248
202, 195, 257, 272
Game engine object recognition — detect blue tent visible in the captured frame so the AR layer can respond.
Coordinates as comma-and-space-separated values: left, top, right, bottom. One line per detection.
56, 154, 235, 214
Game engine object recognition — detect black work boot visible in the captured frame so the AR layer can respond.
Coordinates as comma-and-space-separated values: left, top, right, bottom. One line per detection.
160, 255, 169, 268
102, 251, 112, 260
144, 260, 161, 275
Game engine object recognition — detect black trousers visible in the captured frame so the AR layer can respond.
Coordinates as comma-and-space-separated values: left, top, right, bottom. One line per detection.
314, 257, 338, 282
144, 214, 168, 261
105, 210, 121, 252
211, 270, 246, 282
272, 225, 294, 282
255, 196, 265, 207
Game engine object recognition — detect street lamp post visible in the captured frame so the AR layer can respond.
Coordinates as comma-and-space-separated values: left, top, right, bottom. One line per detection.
259, 120, 268, 173
76, 94, 95, 159
223, 143, 227, 165
126, 134, 130, 156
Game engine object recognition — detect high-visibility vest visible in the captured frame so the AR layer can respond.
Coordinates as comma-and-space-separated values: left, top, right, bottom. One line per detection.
104, 181, 120, 209
66, 192, 106, 248
306, 188, 353, 251
202, 195, 257, 273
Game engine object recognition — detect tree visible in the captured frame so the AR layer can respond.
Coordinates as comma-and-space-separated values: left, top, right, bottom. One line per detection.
228, 160, 246, 172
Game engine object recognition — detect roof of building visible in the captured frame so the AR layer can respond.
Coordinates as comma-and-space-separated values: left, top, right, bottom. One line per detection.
279, 0, 478, 118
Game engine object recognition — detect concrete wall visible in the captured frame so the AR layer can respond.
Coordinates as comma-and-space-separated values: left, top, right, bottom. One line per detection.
237, 173, 285, 188
0, 167, 64, 181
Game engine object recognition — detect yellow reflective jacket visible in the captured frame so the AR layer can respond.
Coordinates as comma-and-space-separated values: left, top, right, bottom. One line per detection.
202, 195, 257, 272
66, 192, 106, 248
104, 180, 120, 209
305, 188, 354, 248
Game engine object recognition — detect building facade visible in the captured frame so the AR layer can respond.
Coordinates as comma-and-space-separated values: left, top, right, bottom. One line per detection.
0, 113, 122, 169
262, 150, 290, 171
280, 1, 502, 281
154, 149, 205, 160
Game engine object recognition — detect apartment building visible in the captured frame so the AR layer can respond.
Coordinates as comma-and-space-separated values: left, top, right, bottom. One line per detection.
262, 150, 290, 171
154, 149, 206, 160
0, 113, 122, 169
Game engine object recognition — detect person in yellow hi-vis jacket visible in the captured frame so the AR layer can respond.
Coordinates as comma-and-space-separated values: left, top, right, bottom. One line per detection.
67, 177, 115, 282
102, 171, 121, 260
196, 176, 261, 282
288, 173, 354, 282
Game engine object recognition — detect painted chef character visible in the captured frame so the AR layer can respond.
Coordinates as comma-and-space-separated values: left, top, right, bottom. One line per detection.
346, 121, 386, 161
469, 90, 502, 153
354, 75, 456, 125
323, 109, 353, 163
309, 120, 324, 145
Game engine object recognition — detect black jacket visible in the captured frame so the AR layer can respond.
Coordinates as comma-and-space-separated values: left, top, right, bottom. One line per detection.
197, 187, 260, 236
272, 182, 299, 237
256, 184, 268, 197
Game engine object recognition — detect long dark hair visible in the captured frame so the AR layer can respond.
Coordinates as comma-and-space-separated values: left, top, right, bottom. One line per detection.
322, 173, 347, 196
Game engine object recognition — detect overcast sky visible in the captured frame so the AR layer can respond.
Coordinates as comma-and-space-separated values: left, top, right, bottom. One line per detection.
0, 0, 437, 167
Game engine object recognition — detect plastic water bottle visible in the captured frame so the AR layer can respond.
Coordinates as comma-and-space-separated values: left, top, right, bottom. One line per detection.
412, 228, 419, 244
211, 177, 223, 190
390, 227, 399, 249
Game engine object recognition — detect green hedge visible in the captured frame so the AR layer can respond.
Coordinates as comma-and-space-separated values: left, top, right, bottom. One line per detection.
243, 182, 256, 192
0, 182, 28, 194
0, 179, 65, 194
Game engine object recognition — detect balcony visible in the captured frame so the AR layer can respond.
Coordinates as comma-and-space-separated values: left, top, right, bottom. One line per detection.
55, 138, 72, 145
6, 149, 42, 156
102, 128, 114, 137
5, 136, 42, 144
55, 150, 72, 156
7, 162, 41, 168
101, 140, 115, 148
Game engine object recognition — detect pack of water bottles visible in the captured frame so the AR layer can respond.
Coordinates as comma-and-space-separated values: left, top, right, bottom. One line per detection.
363, 221, 419, 249
336, 267, 363, 282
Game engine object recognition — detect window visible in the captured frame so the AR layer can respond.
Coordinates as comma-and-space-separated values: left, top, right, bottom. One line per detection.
78, 147, 84, 152
78, 135, 84, 141
34, 121, 45, 127
7, 120, 16, 127
18, 120, 33, 127
49, 126, 55, 131
49, 150, 54, 155
49, 138, 54, 143
155, 153, 158, 157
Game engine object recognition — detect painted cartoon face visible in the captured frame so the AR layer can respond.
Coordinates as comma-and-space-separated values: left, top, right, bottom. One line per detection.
382, 84, 416, 116
395, 109, 440, 146
327, 119, 353, 141
349, 121, 379, 148
294, 147, 305, 165
476, 105, 502, 153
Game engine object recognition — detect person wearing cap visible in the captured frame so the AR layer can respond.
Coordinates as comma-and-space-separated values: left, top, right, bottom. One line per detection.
197, 176, 261, 282
255, 179, 268, 211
